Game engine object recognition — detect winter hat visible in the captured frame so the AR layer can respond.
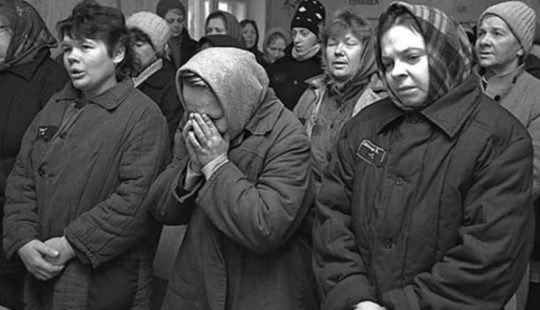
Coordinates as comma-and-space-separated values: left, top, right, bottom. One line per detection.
127, 12, 171, 54
479, 1, 536, 55
291, 0, 326, 37
156, 0, 185, 18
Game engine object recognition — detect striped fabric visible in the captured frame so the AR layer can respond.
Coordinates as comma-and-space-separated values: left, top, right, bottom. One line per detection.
378, 1, 473, 106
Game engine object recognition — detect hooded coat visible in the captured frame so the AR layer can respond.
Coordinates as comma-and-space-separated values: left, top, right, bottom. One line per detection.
313, 2, 534, 309
145, 48, 317, 310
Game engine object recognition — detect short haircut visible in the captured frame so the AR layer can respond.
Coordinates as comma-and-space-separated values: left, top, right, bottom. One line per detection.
57, 0, 135, 80
320, 8, 372, 47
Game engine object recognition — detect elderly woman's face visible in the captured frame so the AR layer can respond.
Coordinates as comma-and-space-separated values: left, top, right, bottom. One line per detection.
62, 35, 123, 97
182, 83, 228, 135
265, 37, 286, 63
0, 18, 11, 64
476, 15, 523, 75
133, 40, 157, 72
381, 25, 429, 110
326, 30, 364, 81
206, 17, 227, 36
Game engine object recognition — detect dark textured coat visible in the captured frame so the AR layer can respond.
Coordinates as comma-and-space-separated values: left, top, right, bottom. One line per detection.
146, 91, 318, 310
0, 49, 68, 274
314, 76, 534, 310
3, 79, 168, 309
267, 44, 323, 111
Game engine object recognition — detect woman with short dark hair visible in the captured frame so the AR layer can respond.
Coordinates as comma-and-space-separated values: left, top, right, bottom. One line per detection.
3, 1, 168, 308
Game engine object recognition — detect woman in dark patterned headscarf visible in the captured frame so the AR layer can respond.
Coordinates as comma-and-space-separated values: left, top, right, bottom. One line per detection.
0, 1, 68, 309
313, 2, 534, 309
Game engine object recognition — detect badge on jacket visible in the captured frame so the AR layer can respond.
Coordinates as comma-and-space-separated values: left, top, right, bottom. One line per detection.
357, 139, 386, 167
37, 126, 59, 142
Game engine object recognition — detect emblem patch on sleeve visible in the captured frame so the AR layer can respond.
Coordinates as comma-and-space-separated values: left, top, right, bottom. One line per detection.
356, 139, 386, 167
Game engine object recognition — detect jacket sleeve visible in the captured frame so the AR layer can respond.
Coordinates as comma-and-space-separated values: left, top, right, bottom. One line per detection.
195, 122, 311, 254
382, 132, 534, 310
64, 109, 169, 268
146, 156, 199, 225
3, 113, 44, 258
527, 112, 540, 198
312, 129, 378, 310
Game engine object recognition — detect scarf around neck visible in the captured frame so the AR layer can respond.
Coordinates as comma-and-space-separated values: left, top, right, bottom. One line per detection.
292, 43, 321, 62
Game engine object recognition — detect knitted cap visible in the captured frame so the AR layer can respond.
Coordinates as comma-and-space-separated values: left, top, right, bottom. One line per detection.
479, 1, 536, 54
127, 12, 171, 54
156, 0, 185, 18
291, 0, 326, 37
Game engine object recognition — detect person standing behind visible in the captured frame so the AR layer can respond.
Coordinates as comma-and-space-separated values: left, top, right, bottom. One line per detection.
3, 1, 168, 308
260, 27, 290, 69
267, 0, 325, 110
294, 8, 386, 191
205, 10, 246, 47
241, 19, 263, 63
313, 2, 534, 309
473, 2, 540, 310
0, 1, 69, 308
144, 47, 318, 310
127, 11, 183, 150
157, 0, 197, 69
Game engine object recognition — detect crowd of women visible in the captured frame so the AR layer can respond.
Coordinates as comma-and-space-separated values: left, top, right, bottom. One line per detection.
1, 0, 540, 309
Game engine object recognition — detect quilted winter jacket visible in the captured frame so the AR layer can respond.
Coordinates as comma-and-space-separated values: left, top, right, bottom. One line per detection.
3, 79, 168, 309
313, 75, 534, 310
146, 89, 317, 310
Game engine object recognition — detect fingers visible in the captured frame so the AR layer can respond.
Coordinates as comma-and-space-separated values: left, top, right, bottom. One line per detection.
36, 241, 60, 258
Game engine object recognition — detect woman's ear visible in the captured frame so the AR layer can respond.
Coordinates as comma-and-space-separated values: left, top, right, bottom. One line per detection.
112, 45, 126, 66
517, 48, 524, 57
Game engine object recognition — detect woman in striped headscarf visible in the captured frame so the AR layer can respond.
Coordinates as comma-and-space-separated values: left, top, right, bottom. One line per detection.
312, 2, 534, 309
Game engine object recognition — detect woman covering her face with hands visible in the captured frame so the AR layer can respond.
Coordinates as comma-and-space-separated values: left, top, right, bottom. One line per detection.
145, 47, 318, 310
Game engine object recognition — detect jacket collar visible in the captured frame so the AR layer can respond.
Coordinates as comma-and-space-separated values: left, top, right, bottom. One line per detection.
56, 78, 134, 110
474, 64, 523, 100
377, 74, 481, 139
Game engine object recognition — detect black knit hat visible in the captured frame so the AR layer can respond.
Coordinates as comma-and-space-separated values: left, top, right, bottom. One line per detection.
291, 0, 326, 37
156, 0, 185, 18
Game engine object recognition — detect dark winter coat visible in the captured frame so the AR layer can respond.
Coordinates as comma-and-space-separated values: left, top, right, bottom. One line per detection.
313, 76, 534, 310
3, 79, 168, 309
168, 28, 198, 69
136, 59, 183, 148
0, 49, 68, 274
267, 44, 323, 110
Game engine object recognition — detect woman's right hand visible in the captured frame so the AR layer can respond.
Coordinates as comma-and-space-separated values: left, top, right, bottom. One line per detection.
17, 239, 65, 281
353, 301, 387, 310
181, 117, 202, 174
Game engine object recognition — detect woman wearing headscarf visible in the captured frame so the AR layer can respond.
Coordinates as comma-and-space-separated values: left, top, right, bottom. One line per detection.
144, 47, 317, 309
127, 11, 183, 150
474, 3, 540, 310
156, 0, 197, 69
267, 0, 326, 110
3, 1, 168, 308
240, 19, 263, 62
313, 2, 534, 309
0, 1, 68, 308
260, 27, 290, 69
204, 11, 246, 48
294, 7, 386, 191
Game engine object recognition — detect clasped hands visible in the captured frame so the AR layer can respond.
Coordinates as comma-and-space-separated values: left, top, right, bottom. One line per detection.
181, 112, 229, 178
17, 236, 75, 281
